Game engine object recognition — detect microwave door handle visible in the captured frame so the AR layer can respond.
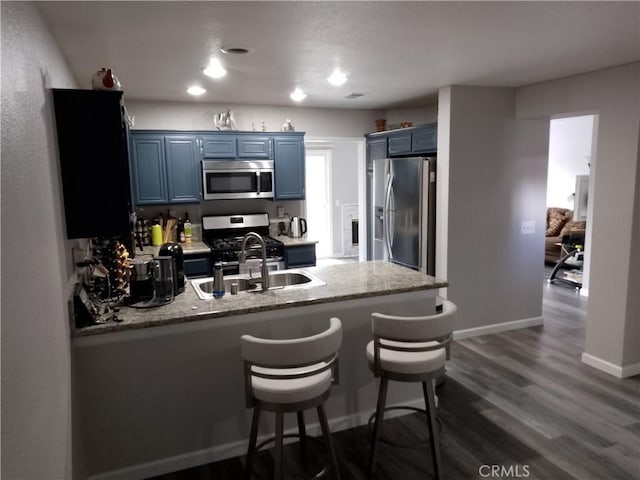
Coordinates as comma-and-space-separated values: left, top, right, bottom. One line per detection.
256, 171, 261, 195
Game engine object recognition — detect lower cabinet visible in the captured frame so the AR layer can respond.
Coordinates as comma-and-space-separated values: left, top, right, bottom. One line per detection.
284, 244, 316, 269
183, 253, 213, 278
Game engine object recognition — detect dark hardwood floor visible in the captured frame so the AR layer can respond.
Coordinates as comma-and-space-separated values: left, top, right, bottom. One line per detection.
150, 274, 640, 480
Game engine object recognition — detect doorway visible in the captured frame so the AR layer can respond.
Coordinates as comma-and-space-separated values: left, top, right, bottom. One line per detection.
305, 149, 332, 258
546, 114, 597, 295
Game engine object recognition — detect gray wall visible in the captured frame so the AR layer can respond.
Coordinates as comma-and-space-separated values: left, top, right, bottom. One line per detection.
126, 99, 383, 138
1, 3, 77, 479
438, 86, 549, 332
516, 62, 640, 372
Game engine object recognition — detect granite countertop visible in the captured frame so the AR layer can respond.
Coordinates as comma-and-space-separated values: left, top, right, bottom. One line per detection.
73, 261, 447, 337
275, 235, 318, 246
135, 241, 210, 258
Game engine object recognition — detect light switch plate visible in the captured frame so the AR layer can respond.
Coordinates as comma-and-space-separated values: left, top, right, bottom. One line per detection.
521, 221, 535, 234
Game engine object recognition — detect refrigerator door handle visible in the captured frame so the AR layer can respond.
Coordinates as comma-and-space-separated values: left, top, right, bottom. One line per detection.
384, 174, 394, 259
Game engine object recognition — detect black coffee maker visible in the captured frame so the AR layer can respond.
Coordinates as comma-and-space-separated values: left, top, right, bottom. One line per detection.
159, 243, 184, 294
129, 259, 154, 303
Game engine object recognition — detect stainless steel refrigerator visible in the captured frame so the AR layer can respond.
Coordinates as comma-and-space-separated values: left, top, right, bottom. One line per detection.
371, 157, 436, 275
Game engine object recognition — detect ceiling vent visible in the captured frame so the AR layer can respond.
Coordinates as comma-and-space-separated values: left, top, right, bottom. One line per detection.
345, 93, 365, 99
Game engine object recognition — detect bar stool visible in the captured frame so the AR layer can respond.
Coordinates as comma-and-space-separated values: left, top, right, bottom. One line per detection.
241, 317, 343, 480
366, 300, 456, 479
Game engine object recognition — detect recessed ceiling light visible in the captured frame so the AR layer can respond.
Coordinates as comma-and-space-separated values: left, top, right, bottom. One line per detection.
203, 58, 227, 79
187, 86, 206, 96
290, 88, 307, 102
327, 69, 348, 86
221, 47, 252, 55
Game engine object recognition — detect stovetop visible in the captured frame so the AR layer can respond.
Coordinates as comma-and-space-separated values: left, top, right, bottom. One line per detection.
202, 213, 284, 263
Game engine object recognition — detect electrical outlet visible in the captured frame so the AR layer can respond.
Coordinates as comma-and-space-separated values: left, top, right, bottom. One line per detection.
521, 221, 535, 235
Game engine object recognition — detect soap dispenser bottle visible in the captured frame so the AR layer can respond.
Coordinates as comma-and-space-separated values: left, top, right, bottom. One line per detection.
213, 262, 225, 298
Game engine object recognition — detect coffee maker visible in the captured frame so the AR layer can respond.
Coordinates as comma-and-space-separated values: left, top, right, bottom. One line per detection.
130, 256, 175, 308
151, 256, 175, 303
129, 259, 153, 303
159, 242, 184, 294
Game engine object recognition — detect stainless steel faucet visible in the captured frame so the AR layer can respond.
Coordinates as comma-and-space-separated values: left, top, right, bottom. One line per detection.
239, 232, 270, 291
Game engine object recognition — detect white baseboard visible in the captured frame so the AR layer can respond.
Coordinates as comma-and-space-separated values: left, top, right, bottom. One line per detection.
581, 353, 640, 378
453, 316, 544, 340
88, 397, 428, 480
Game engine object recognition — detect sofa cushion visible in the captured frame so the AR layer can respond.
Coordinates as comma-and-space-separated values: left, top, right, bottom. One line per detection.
560, 220, 586, 236
546, 214, 568, 236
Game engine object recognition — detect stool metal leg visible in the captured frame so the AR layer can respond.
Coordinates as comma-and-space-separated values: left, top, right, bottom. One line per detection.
422, 381, 442, 480
297, 411, 308, 462
317, 404, 341, 480
368, 377, 389, 476
245, 405, 261, 480
274, 411, 284, 480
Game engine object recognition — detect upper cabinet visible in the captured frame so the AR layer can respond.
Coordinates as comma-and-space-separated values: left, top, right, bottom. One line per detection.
130, 130, 304, 205
274, 133, 305, 200
164, 136, 201, 203
366, 123, 437, 157
130, 132, 200, 205
52, 89, 132, 240
237, 135, 272, 159
200, 133, 273, 159
200, 135, 236, 158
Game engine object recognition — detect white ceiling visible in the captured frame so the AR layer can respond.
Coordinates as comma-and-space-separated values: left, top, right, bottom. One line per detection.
36, 1, 640, 110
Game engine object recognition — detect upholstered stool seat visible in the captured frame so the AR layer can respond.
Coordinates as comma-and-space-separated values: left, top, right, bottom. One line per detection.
366, 339, 446, 375
241, 318, 343, 480
366, 300, 457, 480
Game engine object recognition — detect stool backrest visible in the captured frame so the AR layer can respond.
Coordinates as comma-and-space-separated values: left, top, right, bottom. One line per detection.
241, 317, 342, 368
372, 300, 456, 342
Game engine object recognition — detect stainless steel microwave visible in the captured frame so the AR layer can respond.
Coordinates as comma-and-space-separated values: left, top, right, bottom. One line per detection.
202, 160, 274, 200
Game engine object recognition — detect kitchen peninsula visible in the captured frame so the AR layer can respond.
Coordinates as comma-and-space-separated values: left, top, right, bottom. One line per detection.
72, 261, 447, 479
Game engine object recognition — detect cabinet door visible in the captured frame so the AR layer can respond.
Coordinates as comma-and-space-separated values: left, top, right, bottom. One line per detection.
412, 124, 437, 153
238, 135, 272, 159
201, 134, 237, 158
165, 136, 200, 203
284, 244, 316, 268
130, 134, 168, 205
53, 89, 131, 240
387, 132, 412, 155
367, 137, 388, 161
183, 254, 212, 278
274, 135, 305, 200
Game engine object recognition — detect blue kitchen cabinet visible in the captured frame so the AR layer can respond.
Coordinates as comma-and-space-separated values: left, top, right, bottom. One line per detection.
130, 132, 200, 205
387, 131, 412, 155
367, 123, 438, 157
367, 137, 388, 162
411, 123, 437, 153
200, 134, 237, 158
274, 133, 305, 200
237, 135, 272, 159
165, 136, 201, 203
130, 134, 169, 205
284, 244, 316, 268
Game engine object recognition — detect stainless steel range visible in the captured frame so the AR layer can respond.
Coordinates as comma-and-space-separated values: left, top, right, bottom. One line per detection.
202, 213, 285, 276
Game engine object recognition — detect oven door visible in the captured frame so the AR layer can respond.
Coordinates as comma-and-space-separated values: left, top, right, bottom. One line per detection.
202, 160, 274, 200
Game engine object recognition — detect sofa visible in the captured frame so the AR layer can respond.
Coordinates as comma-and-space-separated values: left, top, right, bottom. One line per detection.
545, 207, 587, 264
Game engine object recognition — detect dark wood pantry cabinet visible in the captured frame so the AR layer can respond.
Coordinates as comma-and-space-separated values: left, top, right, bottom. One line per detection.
52, 89, 132, 243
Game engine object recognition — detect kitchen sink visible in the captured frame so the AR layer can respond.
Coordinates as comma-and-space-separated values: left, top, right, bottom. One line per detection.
190, 270, 325, 300
196, 278, 259, 295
